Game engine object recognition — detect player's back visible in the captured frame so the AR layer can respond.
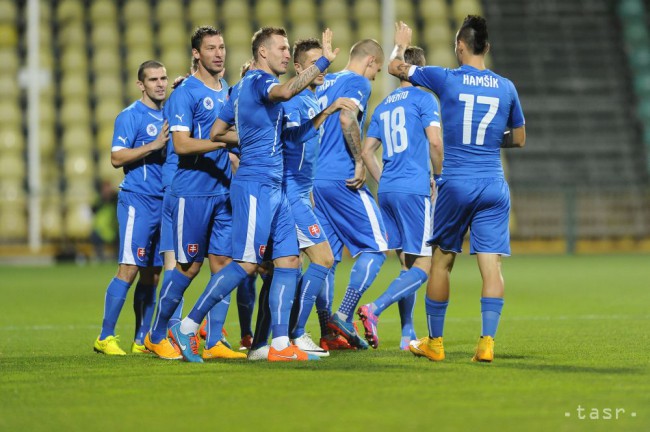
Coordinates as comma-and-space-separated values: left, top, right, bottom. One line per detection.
315, 70, 371, 181
113, 100, 165, 197
409, 64, 524, 179
166, 75, 231, 196
234, 69, 285, 184
367, 86, 439, 196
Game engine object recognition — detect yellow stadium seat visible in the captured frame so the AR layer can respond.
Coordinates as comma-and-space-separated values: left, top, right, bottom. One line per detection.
94, 98, 124, 129
89, 0, 117, 23
56, 0, 84, 24
356, 19, 381, 42
291, 21, 319, 45
224, 20, 253, 50
60, 71, 89, 100
39, 161, 59, 183
123, 0, 150, 23
320, 0, 347, 22
42, 202, 63, 240
222, 0, 250, 21
452, 0, 483, 26
429, 45, 458, 68
0, 125, 24, 153
188, 0, 218, 29
353, 0, 379, 21
96, 124, 116, 153
91, 22, 120, 50
125, 25, 154, 49
395, 0, 415, 23
327, 22, 353, 55
423, 23, 454, 52
65, 179, 96, 204
0, 0, 17, 24
255, 0, 285, 27
0, 24, 18, 48
64, 150, 94, 180
0, 207, 27, 240
60, 47, 88, 72
39, 126, 57, 158
91, 47, 122, 75
0, 179, 24, 205
287, 0, 316, 21
0, 151, 24, 180
161, 48, 191, 78
62, 126, 93, 153
93, 73, 124, 102
157, 21, 188, 53
64, 202, 93, 240
0, 74, 18, 100
156, 0, 185, 23
0, 48, 18, 75
39, 97, 56, 128
58, 23, 86, 49
226, 50, 255, 82
0, 101, 20, 129
420, 0, 450, 21
60, 100, 91, 127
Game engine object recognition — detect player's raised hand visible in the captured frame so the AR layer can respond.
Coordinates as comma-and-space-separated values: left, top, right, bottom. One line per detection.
394, 21, 412, 48
172, 73, 190, 89
323, 97, 359, 116
152, 120, 169, 150
322, 28, 340, 62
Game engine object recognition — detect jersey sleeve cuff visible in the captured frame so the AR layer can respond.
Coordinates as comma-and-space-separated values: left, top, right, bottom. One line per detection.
350, 98, 364, 112
111, 146, 127, 152
170, 125, 190, 132
408, 65, 417, 78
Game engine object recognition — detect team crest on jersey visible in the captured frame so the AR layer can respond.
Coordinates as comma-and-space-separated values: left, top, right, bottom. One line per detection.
146, 124, 158, 136
258, 245, 267, 258
308, 107, 316, 119
137, 247, 146, 260
308, 224, 321, 238
203, 97, 214, 110
187, 244, 199, 257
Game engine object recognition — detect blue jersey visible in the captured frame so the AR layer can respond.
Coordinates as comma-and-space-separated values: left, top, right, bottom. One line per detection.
220, 70, 284, 184
315, 71, 371, 180
367, 86, 440, 196
111, 100, 166, 197
166, 75, 231, 196
282, 89, 321, 195
409, 64, 525, 179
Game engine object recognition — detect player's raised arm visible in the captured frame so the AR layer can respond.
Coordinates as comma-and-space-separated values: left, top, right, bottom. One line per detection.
268, 28, 339, 102
388, 21, 414, 81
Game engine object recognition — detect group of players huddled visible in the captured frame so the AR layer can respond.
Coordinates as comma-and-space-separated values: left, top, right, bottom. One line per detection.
93, 15, 526, 363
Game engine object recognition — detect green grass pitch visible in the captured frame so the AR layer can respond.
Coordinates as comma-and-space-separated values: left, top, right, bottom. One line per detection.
1, 254, 648, 431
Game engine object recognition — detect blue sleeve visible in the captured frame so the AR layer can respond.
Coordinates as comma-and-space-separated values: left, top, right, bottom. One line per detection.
341, 76, 371, 112
507, 80, 525, 128
166, 89, 194, 133
282, 102, 318, 144
366, 110, 381, 139
218, 97, 235, 125
409, 66, 448, 95
254, 73, 279, 103
419, 93, 441, 128
111, 110, 136, 151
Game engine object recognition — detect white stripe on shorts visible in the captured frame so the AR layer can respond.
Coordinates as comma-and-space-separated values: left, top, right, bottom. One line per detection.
296, 225, 316, 250
358, 190, 388, 251
177, 197, 187, 263
420, 197, 432, 256
242, 194, 258, 262
122, 205, 136, 264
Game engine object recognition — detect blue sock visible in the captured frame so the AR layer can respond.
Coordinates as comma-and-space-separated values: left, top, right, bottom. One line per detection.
187, 262, 248, 324
236, 275, 256, 338
316, 261, 337, 337
290, 263, 329, 339
397, 270, 416, 338
425, 297, 449, 338
133, 282, 156, 345
168, 297, 184, 329
481, 297, 504, 338
252, 273, 272, 349
206, 292, 231, 349
100, 278, 131, 340
338, 252, 385, 321
269, 267, 299, 339
373, 267, 427, 315
150, 270, 192, 343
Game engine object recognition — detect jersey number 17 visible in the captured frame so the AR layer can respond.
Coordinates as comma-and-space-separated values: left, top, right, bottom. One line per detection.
458, 93, 499, 145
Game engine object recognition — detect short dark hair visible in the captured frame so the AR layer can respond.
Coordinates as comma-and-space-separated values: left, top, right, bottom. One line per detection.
350, 39, 383, 60
457, 15, 489, 55
251, 26, 287, 61
191, 26, 222, 52
137, 60, 164, 81
404, 46, 425, 67
292, 38, 322, 64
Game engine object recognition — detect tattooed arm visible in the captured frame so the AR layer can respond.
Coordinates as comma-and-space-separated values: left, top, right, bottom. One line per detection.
340, 108, 366, 189
388, 21, 414, 81
268, 28, 339, 102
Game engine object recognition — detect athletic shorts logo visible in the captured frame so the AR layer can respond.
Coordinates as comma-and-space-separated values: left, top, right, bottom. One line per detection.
308, 224, 321, 238
259, 245, 267, 258
137, 247, 146, 261
146, 124, 158, 136
187, 244, 199, 257
203, 97, 214, 110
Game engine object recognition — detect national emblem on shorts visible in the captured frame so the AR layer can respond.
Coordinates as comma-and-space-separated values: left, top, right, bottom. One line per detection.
308, 224, 321, 238
258, 245, 267, 258
203, 97, 214, 110
137, 247, 146, 261
146, 124, 158, 136
187, 243, 199, 257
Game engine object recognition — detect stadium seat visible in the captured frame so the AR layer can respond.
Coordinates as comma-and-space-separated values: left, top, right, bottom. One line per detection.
39, 126, 56, 159
0, 101, 20, 129
629, 47, 650, 70
0, 207, 27, 240
63, 150, 94, 180
353, 0, 379, 22
39, 96, 56, 128
224, 20, 253, 49
287, 0, 316, 21
96, 123, 117, 153
222, 0, 250, 22
156, 0, 185, 23
98, 152, 123, 187
429, 44, 457, 68
64, 179, 96, 204
0, 151, 24, 180
320, 0, 348, 22
57, 23, 86, 49
123, 0, 151, 23
91, 48, 122, 76
0, 48, 18, 75
157, 22, 188, 54
64, 202, 93, 240
62, 126, 93, 153
395, 0, 415, 23
423, 23, 454, 52
89, 0, 117, 23
125, 25, 154, 51
0, 125, 24, 154
452, 0, 483, 26
420, 0, 450, 21
60, 47, 88, 72
291, 21, 320, 43
0, 0, 17, 24
255, 0, 285, 27
328, 22, 353, 54
226, 50, 255, 82
41, 201, 64, 240
0, 24, 18, 48
56, 0, 84, 25
94, 98, 124, 130
60, 100, 91, 128
355, 19, 381, 44
60, 71, 90, 100
91, 22, 120, 51
618, 0, 644, 20
0, 74, 18, 101
0, 179, 24, 204
188, 0, 218, 29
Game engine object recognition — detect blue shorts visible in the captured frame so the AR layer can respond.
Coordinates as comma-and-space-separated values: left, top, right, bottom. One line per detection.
379, 192, 432, 257
290, 191, 328, 250
172, 194, 233, 264
159, 189, 176, 254
430, 178, 511, 255
313, 180, 388, 261
230, 179, 299, 264
116, 190, 163, 267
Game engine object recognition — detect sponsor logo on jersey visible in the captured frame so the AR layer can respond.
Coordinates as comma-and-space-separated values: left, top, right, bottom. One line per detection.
308, 224, 321, 238
187, 244, 199, 257
259, 245, 267, 258
137, 247, 146, 260
203, 97, 214, 110
146, 124, 158, 136
117, 136, 128, 144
